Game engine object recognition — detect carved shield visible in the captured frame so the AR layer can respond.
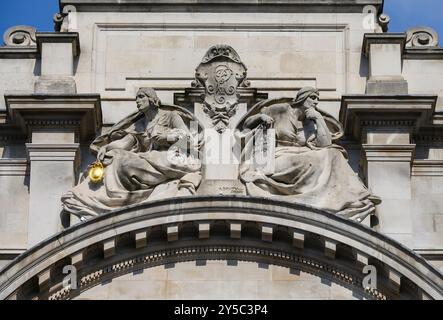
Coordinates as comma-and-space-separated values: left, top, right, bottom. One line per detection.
194, 45, 248, 132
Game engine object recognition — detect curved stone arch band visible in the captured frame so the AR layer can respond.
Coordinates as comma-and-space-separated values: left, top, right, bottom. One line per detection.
0, 196, 442, 300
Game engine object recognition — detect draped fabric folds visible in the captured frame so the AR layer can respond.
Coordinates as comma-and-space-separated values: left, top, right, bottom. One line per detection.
236, 98, 380, 222
62, 104, 202, 220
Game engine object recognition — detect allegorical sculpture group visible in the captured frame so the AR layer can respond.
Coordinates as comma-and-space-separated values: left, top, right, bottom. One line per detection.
61, 45, 381, 223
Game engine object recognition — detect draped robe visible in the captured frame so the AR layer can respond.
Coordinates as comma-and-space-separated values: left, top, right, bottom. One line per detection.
61, 107, 202, 220
238, 102, 379, 222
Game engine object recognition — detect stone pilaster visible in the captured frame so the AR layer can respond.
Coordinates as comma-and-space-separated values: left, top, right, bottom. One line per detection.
5, 94, 102, 247
340, 95, 437, 245
362, 144, 416, 240
26, 143, 79, 246
363, 33, 407, 94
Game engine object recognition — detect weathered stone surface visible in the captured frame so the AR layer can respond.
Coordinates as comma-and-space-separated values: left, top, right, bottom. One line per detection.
237, 88, 380, 222
193, 44, 248, 133
1, 0, 443, 301
0, 197, 441, 300
366, 79, 408, 95
34, 76, 77, 95
61, 88, 202, 221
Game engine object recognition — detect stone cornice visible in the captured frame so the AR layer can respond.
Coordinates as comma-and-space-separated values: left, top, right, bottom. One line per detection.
5, 94, 102, 142
0, 33, 80, 59
0, 196, 441, 300
362, 33, 407, 57
414, 126, 443, 144
0, 159, 29, 176
26, 143, 80, 161
362, 33, 443, 60
0, 122, 27, 143
59, 0, 384, 13
0, 249, 26, 255
362, 144, 416, 162
340, 95, 437, 141
0, 47, 38, 59
404, 48, 443, 60
412, 160, 443, 177
35, 32, 80, 58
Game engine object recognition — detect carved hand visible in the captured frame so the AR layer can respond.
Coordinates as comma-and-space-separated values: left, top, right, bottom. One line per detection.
304, 107, 322, 121
260, 114, 274, 128
97, 146, 107, 162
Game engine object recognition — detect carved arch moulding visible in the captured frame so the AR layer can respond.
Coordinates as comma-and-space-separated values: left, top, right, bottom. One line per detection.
0, 197, 441, 300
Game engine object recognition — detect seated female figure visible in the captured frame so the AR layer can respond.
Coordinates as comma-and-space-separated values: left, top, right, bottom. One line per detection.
62, 88, 202, 221
238, 86, 380, 222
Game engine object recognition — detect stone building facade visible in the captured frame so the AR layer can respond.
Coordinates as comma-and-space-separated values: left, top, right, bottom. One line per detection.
0, 0, 442, 299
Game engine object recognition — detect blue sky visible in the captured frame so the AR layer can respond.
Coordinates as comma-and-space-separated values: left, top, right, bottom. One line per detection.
0, 0, 443, 44
385, 0, 443, 35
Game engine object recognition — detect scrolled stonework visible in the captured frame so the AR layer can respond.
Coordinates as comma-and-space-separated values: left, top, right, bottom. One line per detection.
193, 44, 249, 132
406, 26, 439, 48
2, 25, 36, 47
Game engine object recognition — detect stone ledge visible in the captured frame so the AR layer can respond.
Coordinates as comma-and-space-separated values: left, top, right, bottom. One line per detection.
0, 47, 38, 59
404, 48, 443, 60
26, 143, 80, 161
5, 94, 102, 142
340, 95, 437, 142
0, 33, 80, 59
0, 249, 26, 255
412, 160, 443, 176
0, 159, 29, 176
363, 144, 416, 163
60, 0, 384, 13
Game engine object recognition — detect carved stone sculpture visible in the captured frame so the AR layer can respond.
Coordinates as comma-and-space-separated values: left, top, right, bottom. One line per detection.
406, 27, 439, 47
193, 44, 249, 132
61, 88, 202, 220
2, 25, 36, 46
236, 87, 381, 222
377, 14, 390, 33
53, 5, 77, 32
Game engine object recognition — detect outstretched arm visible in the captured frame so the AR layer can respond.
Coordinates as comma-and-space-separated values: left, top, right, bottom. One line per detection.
97, 133, 137, 161
244, 113, 274, 130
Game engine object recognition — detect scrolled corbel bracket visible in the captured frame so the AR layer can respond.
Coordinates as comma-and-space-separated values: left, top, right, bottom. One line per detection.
406, 26, 439, 48
2, 25, 36, 47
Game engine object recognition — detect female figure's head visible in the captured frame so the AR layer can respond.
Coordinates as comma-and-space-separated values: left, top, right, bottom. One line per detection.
292, 86, 320, 111
136, 87, 161, 113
